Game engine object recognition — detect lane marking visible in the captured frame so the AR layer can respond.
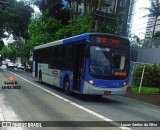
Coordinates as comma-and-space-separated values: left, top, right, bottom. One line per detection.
9, 71, 132, 130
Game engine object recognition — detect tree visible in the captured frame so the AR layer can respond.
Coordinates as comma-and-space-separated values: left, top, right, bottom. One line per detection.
141, 0, 160, 38
0, 0, 33, 40
0, 45, 16, 61
55, 15, 94, 39
16, 41, 31, 64
35, 0, 71, 25
28, 15, 62, 47
0, 40, 5, 50
129, 34, 143, 61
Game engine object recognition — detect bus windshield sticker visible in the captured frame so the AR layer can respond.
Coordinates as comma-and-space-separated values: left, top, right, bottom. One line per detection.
114, 72, 126, 76
120, 56, 125, 70
95, 47, 110, 52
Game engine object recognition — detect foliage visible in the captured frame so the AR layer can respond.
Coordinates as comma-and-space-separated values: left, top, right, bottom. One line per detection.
129, 34, 143, 61
0, 40, 5, 50
134, 64, 160, 88
131, 87, 160, 93
55, 15, 94, 40
28, 15, 62, 47
35, 0, 70, 25
0, 44, 16, 61
154, 31, 160, 37
36, 0, 64, 15
16, 41, 32, 64
141, 0, 160, 18
0, 0, 33, 40
141, 0, 160, 38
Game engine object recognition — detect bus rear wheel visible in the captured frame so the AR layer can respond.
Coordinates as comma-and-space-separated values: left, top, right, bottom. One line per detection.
64, 80, 69, 94
39, 70, 42, 84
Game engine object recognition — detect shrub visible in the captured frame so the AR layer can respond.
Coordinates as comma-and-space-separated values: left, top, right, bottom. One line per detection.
134, 64, 160, 88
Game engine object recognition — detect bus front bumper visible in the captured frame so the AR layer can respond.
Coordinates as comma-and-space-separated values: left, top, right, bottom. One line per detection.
83, 82, 128, 95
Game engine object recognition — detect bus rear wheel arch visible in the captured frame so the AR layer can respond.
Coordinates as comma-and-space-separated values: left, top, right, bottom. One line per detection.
63, 76, 70, 94
39, 70, 42, 84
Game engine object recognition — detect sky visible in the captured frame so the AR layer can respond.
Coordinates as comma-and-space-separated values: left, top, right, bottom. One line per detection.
131, 0, 150, 38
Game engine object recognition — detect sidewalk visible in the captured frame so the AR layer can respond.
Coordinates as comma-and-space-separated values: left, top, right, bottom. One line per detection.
124, 87, 160, 106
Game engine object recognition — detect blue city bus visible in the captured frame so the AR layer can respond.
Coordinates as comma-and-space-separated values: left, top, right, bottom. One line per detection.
32, 33, 130, 95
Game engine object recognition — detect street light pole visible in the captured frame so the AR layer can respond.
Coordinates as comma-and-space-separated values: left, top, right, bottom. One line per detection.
139, 65, 145, 93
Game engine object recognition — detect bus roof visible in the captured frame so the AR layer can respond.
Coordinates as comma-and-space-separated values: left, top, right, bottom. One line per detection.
34, 33, 89, 50
34, 33, 129, 50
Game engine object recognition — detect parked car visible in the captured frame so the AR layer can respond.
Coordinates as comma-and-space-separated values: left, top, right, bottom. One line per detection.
25, 65, 32, 72
6, 62, 14, 69
14, 63, 18, 68
17, 64, 24, 70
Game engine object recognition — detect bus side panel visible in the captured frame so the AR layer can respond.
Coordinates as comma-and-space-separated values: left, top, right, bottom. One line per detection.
38, 63, 61, 87
32, 61, 35, 77
60, 70, 73, 91
80, 59, 90, 94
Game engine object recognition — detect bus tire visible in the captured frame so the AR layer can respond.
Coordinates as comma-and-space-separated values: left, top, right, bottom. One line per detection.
39, 70, 42, 84
64, 79, 69, 94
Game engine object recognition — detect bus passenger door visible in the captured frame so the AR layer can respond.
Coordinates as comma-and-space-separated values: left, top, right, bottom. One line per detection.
73, 44, 85, 92
35, 61, 38, 77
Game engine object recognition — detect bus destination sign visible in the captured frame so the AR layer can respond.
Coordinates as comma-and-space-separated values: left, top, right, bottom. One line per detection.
97, 37, 120, 45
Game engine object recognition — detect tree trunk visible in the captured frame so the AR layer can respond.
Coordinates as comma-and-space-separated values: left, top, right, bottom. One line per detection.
84, 0, 87, 15
113, 0, 118, 13
151, 15, 158, 38
76, 0, 79, 18
94, 0, 101, 32
68, 0, 72, 8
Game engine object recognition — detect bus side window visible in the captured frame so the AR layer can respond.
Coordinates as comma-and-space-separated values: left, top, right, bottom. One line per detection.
64, 44, 74, 70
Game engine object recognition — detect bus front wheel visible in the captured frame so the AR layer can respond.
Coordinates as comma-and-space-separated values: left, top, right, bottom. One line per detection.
64, 80, 69, 94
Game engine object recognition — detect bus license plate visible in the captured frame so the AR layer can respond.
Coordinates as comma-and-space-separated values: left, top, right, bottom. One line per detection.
104, 91, 111, 95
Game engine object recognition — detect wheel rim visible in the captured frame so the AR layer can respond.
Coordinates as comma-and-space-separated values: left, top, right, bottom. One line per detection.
39, 72, 42, 83
64, 82, 69, 93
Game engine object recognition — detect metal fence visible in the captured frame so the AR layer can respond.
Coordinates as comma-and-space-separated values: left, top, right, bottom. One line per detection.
142, 37, 160, 48
129, 61, 153, 87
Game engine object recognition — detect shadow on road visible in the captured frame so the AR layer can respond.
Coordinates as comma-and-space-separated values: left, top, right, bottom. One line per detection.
34, 81, 121, 104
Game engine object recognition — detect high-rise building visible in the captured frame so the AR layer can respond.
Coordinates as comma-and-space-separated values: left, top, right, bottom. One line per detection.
126, 0, 136, 36
145, 16, 160, 38
145, 0, 160, 38
69, 0, 132, 36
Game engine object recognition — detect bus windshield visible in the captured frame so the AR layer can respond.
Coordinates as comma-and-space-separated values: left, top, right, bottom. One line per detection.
90, 46, 129, 78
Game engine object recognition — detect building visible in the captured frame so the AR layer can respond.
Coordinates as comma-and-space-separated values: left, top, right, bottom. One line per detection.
69, 0, 133, 36
126, 0, 136, 36
145, 16, 160, 38
145, 0, 160, 38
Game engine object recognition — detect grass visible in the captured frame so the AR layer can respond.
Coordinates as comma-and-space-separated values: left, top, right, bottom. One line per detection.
131, 86, 160, 93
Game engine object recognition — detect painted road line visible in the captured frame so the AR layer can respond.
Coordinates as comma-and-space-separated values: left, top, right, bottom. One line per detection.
9, 71, 132, 130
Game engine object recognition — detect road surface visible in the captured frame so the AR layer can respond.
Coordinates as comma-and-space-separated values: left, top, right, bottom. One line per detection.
0, 65, 159, 130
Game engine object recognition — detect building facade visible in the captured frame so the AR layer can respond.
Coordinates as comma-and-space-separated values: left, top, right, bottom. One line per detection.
126, 0, 136, 36
145, 0, 160, 38
145, 16, 160, 38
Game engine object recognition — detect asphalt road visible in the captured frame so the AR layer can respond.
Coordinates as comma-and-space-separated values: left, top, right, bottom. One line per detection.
0, 65, 160, 130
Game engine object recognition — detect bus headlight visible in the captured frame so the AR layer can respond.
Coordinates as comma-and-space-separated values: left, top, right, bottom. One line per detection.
123, 82, 128, 86
89, 80, 94, 85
